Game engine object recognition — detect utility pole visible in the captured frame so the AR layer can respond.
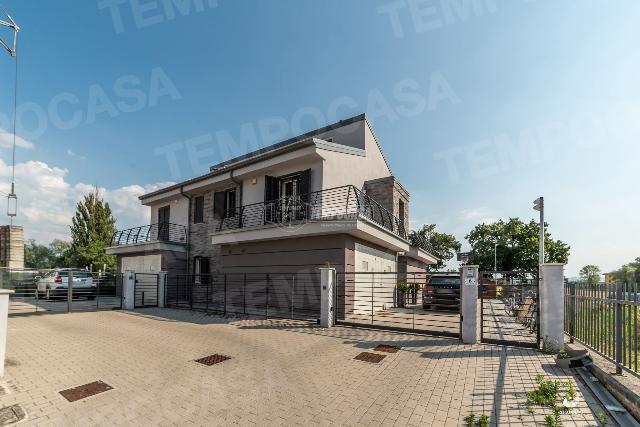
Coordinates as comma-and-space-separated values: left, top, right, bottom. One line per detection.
533, 197, 544, 266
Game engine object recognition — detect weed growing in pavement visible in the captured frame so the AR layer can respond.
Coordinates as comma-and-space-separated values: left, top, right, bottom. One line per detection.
464, 413, 475, 427
597, 411, 607, 425
527, 375, 561, 407
478, 413, 489, 427
544, 406, 562, 427
564, 380, 577, 402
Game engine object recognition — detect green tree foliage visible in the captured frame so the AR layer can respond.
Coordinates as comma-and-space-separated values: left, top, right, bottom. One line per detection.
24, 239, 71, 269
579, 265, 601, 284
68, 189, 116, 270
611, 257, 640, 283
409, 224, 461, 271
466, 218, 570, 272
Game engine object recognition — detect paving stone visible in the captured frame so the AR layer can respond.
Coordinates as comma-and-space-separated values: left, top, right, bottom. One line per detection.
1, 308, 610, 426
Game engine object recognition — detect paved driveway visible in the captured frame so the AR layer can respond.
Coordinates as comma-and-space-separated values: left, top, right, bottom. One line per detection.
2, 309, 607, 426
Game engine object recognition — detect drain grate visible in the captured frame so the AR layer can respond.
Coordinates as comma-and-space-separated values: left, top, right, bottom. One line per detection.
374, 344, 401, 353
59, 381, 113, 402
194, 354, 231, 366
354, 352, 386, 363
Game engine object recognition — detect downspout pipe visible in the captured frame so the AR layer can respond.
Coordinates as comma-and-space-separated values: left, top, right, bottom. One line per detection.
180, 185, 191, 275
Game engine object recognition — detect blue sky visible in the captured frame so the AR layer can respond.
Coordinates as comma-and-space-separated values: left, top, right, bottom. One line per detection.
0, 0, 638, 276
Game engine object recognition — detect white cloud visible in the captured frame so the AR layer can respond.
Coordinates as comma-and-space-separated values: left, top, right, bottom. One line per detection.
0, 129, 34, 150
0, 157, 173, 244
66, 149, 75, 156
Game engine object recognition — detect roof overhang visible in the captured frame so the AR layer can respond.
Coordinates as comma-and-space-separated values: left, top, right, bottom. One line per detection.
211, 217, 410, 253
105, 241, 186, 255
401, 246, 439, 265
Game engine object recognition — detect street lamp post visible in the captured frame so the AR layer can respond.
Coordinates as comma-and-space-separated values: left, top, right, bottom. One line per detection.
533, 197, 544, 266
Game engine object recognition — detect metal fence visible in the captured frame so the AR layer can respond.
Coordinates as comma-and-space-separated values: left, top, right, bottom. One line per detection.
1, 268, 123, 315
165, 273, 321, 321
564, 281, 639, 377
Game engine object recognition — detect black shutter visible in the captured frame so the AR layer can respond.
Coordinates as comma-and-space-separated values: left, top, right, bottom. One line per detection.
213, 191, 225, 219
264, 175, 279, 201
298, 169, 311, 220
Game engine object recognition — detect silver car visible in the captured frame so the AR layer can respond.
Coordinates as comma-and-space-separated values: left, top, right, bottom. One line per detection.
36, 269, 96, 300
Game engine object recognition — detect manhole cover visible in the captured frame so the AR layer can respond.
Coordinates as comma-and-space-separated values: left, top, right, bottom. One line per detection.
194, 354, 231, 366
354, 352, 386, 363
59, 381, 113, 402
0, 404, 25, 426
374, 344, 401, 353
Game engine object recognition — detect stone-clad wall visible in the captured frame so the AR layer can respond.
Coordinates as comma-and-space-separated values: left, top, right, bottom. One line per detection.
363, 176, 410, 235
188, 191, 221, 274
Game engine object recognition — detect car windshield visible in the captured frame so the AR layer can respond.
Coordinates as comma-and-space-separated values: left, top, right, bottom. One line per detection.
429, 277, 460, 286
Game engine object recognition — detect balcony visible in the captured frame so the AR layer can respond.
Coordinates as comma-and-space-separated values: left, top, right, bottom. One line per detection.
110, 223, 187, 246
217, 185, 407, 240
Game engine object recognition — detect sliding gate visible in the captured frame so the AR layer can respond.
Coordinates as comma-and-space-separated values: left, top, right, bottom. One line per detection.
134, 273, 159, 308
335, 272, 461, 338
479, 271, 540, 348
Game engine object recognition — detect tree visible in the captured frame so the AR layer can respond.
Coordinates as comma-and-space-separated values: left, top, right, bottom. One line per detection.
579, 265, 601, 284
24, 239, 72, 269
68, 188, 116, 270
465, 218, 570, 272
409, 224, 461, 271
611, 257, 640, 283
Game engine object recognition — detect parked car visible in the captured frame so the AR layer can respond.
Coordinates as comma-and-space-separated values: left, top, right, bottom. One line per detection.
36, 269, 96, 300
422, 273, 460, 311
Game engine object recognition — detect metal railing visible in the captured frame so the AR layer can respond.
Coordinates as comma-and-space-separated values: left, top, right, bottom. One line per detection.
111, 222, 187, 245
217, 185, 407, 239
165, 273, 321, 321
564, 281, 639, 377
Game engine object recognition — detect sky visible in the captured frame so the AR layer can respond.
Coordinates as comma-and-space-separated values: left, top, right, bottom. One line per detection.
0, 0, 638, 277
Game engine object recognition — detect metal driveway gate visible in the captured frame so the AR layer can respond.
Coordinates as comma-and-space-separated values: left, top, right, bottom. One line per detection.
479, 271, 539, 348
335, 272, 461, 338
134, 273, 159, 308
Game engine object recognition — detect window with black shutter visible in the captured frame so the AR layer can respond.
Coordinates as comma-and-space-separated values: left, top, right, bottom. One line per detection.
213, 191, 225, 219
193, 196, 204, 223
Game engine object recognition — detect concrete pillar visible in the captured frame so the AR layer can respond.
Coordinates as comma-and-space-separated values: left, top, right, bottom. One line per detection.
540, 263, 565, 353
158, 271, 167, 308
319, 268, 335, 327
0, 289, 14, 377
460, 265, 479, 344
123, 270, 135, 310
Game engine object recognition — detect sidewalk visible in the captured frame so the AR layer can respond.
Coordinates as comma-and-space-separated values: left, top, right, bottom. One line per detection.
1, 309, 610, 426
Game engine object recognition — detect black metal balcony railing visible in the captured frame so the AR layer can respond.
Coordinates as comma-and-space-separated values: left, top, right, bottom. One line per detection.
111, 223, 187, 246
217, 185, 407, 239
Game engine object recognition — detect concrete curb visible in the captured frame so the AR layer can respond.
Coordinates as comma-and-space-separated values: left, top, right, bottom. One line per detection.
586, 363, 640, 421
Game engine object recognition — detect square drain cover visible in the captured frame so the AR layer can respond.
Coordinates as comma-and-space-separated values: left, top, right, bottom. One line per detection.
374, 344, 401, 353
195, 354, 231, 366
0, 404, 26, 425
59, 381, 113, 402
354, 352, 386, 363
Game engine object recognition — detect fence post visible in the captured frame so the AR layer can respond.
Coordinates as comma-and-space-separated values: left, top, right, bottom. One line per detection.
158, 272, 167, 308
67, 270, 73, 313
319, 268, 335, 327
615, 281, 623, 374
460, 265, 479, 344
540, 263, 565, 353
266, 274, 270, 319
123, 271, 135, 310
569, 281, 575, 343
0, 289, 14, 377
224, 274, 227, 316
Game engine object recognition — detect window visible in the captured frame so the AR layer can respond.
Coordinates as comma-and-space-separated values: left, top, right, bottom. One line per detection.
224, 189, 236, 218
398, 200, 405, 227
193, 256, 210, 279
193, 196, 204, 223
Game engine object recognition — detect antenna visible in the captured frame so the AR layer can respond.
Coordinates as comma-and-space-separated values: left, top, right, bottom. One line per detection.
0, 6, 19, 224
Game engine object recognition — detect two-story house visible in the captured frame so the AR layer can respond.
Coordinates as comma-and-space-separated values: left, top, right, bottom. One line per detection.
107, 114, 436, 285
